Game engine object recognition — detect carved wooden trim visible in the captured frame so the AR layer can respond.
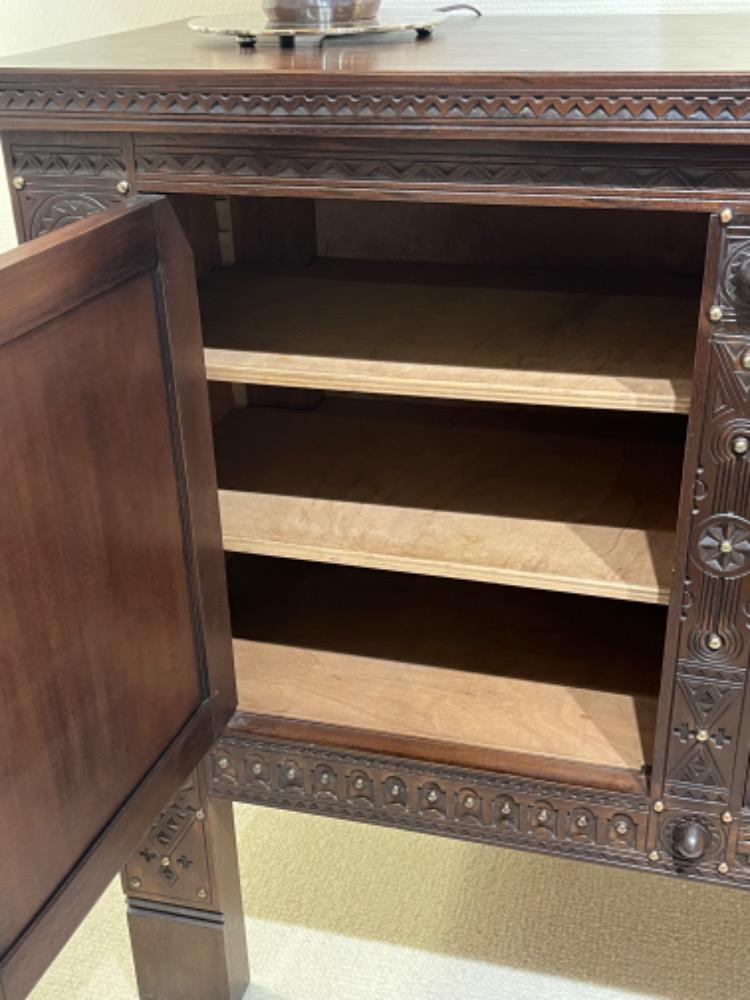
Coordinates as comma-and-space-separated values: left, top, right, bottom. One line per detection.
205, 733, 746, 888
8, 141, 126, 178
4, 135, 131, 241
644, 212, 750, 881
17, 190, 119, 240
6, 84, 750, 138
134, 136, 750, 203
210, 734, 649, 861
123, 768, 219, 912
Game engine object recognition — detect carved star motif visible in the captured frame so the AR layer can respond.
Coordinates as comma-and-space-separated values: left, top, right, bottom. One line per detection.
698, 520, 750, 574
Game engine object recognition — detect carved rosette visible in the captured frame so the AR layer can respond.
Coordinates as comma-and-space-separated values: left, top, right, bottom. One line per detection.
26, 192, 113, 237
652, 214, 750, 876
123, 771, 217, 910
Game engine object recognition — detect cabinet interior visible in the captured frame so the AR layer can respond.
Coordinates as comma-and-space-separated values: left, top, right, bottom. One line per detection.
171, 192, 708, 793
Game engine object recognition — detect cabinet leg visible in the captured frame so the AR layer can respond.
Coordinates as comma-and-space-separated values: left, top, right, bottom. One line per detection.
122, 764, 249, 1000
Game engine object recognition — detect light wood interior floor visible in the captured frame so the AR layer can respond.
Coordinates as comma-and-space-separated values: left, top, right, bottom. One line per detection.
201, 259, 697, 414
215, 396, 684, 604
228, 558, 664, 791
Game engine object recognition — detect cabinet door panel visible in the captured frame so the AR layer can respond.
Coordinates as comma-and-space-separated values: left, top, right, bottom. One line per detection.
0, 197, 235, 1000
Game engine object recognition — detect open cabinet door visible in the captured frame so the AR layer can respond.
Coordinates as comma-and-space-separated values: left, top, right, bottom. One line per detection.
0, 197, 235, 1000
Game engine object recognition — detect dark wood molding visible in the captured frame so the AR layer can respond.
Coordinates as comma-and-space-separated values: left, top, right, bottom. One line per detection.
650, 215, 750, 859
132, 135, 750, 209
6, 83, 750, 141
207, 733, 749, 889
11, 132, 750, 220
4, 132, 131, 240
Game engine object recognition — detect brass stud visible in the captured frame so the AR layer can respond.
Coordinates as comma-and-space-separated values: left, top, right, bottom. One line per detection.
733, 436, 750, 455
722, 811, 734, 824
718, 862, 730, 875
697, 729, 710, 743
615, 821, 629, 836
217, 756, 230, 770
653, 800, 665, 813
251, 762, 263, 776
160, 857, 170, 868
707, 633, 723, 651
720, 207, 734, 225
12, 176, 25, 190
720, 540, 734, 553
649, 850, 660, 862
427, 789, 439, 803
576, 815, 588, 828
709, 304, 724, 322
742, 350, 750, 371
195, 808, 205, 821
116, 178, 130, 195
197, 888, 208, 899
354, 777, 365, 791
129, 877, 142, 889
465, 795, 476, 809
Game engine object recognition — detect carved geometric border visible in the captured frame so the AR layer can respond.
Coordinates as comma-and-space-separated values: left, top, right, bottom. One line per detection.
134, 140, 750, 196
6, 86, 750, 136
209, 734, 748, 889
655, 218, 750, 831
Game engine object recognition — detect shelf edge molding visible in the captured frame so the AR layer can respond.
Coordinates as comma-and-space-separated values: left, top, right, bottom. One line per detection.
219, 490, 673, 605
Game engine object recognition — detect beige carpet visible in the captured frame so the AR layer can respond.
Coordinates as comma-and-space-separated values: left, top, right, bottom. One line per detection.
28, 802, 750, 1000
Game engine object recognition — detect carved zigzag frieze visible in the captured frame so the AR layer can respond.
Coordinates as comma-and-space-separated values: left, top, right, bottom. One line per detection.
5, 88, 750, 131
133, 145, 750, 193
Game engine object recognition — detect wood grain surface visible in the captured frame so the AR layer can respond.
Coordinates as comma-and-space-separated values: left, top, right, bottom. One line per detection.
201, 260, 697, 413
226, 557, 663, 788
215, 397, 684, 603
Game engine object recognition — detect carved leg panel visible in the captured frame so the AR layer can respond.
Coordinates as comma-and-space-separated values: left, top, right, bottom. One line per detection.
122, 765, 249, 1000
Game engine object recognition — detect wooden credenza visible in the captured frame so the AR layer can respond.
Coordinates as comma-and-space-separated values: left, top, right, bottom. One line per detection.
4, 13, 750, 999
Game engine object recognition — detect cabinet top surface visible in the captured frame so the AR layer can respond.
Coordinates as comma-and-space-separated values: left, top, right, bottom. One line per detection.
2, 14, 750, 81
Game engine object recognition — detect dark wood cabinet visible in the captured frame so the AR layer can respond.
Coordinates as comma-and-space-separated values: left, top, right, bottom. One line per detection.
3, 12, 750, 999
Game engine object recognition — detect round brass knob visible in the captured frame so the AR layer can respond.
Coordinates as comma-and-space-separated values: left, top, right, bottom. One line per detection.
672, 820, 709, 861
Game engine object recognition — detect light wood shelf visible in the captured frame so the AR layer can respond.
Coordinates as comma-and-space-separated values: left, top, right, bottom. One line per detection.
201, 260, 697, 414
227, 558, 663, 790
215, 398, 683, 603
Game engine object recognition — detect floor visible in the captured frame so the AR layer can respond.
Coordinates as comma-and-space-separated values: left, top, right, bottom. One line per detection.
28, 802, 750, 1000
